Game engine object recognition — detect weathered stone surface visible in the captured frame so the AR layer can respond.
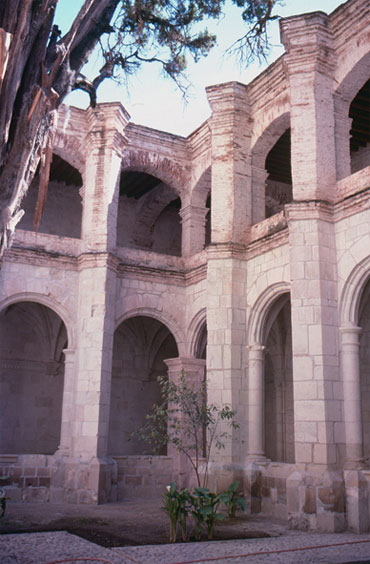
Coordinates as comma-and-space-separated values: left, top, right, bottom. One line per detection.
0, 0, 369, 534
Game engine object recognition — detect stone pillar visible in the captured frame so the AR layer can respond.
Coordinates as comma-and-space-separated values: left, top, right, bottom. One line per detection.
65, 252, 119, 504
180, 204, 208, 256
286, 202, 345, 532
247, 345, 267, 461
287, 202, 339, 468
82, 103, 130, 251
340, 325, 364, 468
62, 103, 129, 503
57, 348, 76, 456
206, 82, 252, 243
206, 245, 247, 490
164, 357, 206, 487
281, 13, 336, 202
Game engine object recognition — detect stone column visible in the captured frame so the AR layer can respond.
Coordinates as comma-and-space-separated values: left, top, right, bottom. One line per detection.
164, 357, 206, 487
180, 204, 208, 256
340, 325, 364, 468
57, 348, 76, 456
206, 82, 252, 243
247, 345, 266, 461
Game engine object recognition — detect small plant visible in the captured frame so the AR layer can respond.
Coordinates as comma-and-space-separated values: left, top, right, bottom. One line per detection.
0, 486, 8, 518
190, 487, 225, 540
222, 481, 246, 518
162, 482, 190, 542
136, 371, 238, 488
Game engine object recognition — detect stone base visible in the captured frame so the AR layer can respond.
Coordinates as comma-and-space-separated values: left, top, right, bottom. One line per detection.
344, 469, 370, 532
287, 468, 346, 532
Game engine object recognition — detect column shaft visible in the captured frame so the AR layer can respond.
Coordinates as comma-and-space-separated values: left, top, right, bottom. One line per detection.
340, 325, 364, 467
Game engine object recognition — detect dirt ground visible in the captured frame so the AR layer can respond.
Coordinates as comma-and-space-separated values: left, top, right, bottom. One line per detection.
0, 500, 289, 547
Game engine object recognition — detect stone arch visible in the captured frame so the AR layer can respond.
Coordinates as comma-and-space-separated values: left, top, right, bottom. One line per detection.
0, 298, 68, 454
188, 308, 207, 357
53, 132, 85, 179
109, 313, 179, 456
334, 51, 370, 179
248, 282, 291, 345
190, 166, 211, 208
116, 306, 186, 357
19, 146, 83, 238
118, 151, 185, 254
340, 255, 370, 327
0, 292, 75, 349
120, 150, 188, 199
133, 182, 182, 254
251, 113, 291, 224
251, 112, 291, 171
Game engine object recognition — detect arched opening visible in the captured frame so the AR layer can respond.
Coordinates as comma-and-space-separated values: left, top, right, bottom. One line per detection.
264, 294, 294, 463
0, 301, 67, 454
116, 170, 182, 256
358, 277, 370, 460
195, 321, 207, 361
19, 154, 83, 238
108, 316, 179, 455
349, 79, 370, 174
265, 129, 292, 218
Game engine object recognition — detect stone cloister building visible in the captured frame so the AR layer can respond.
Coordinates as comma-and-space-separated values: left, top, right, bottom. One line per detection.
1, 0, 370, 533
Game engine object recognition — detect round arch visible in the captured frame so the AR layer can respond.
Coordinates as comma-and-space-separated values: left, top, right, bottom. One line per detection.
335, 50, 370, 104
115, 306, 186, 356
187, 308, 207, 357
53, 131, 85, 178
190, 166, 212, 208
248, 281, 291, 345
340, 255, 370, 327
120, 149, 189, 200
251, 112, 291, 170
0, 292, 75, 349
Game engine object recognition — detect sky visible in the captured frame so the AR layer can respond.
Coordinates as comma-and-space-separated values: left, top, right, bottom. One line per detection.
56, 0, 345, 136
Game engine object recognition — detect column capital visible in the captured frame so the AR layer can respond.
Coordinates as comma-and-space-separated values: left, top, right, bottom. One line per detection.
164, 356, 206, 372
62, 348, 76, 360
340, 324, 362, 347
179, 204, 208, 223
280, 12, 335, 77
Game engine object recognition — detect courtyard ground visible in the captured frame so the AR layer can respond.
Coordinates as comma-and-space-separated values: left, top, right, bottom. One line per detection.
0, 499, 286, 547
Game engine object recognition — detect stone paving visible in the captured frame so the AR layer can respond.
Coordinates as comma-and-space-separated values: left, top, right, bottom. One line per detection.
1, 531, 370, 564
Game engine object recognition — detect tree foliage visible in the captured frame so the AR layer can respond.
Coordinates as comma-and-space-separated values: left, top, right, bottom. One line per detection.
135, 372, 238, 488
0, 0, 279, 257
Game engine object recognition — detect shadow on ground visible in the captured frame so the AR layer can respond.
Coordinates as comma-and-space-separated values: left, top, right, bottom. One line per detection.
0, 500, 287, 547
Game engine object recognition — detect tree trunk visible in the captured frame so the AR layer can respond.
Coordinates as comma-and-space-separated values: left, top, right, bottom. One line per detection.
0, 0, 118, 257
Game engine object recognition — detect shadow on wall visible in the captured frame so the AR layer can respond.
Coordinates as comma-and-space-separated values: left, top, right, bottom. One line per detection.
0, 301, 67, 455
117, 171, 182, 256
19, 154, 83, 238
108, 315, 179, 456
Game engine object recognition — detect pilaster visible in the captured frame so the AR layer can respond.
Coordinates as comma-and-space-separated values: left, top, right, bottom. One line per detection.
206, 82, 252, 243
